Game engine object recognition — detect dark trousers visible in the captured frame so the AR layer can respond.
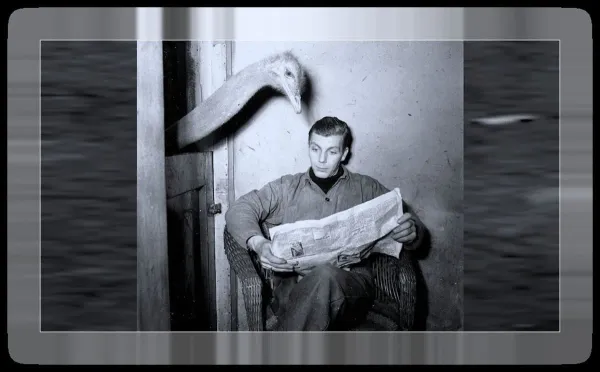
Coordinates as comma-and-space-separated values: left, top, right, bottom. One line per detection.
269, 262, 375, 331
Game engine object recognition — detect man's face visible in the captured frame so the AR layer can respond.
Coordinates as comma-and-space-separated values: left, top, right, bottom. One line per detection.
308, 133, 349, 178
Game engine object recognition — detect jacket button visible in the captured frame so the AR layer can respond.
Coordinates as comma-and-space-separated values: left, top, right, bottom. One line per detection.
325, 197, 330, 202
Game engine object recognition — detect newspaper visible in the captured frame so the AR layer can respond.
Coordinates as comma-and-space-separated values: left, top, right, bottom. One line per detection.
265, 188, 404, 271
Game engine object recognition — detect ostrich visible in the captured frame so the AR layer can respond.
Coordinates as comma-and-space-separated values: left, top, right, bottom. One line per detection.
165, 51, 307, 151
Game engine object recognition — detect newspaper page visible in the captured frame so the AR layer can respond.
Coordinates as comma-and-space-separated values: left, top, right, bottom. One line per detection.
264, 188, 404, 271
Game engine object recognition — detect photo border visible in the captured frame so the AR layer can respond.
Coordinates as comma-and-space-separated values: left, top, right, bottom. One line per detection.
7, 7, 592, 364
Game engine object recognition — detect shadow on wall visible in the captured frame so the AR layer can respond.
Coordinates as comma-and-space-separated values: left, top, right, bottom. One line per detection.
187, 66, 316, 152
412, 230, 432, 331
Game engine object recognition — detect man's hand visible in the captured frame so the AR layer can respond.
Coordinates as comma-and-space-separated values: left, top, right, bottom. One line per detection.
390, 213, 418, 248
248, 236, 298, 272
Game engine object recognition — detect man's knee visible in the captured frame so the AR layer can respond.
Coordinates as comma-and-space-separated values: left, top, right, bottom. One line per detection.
306, 264, 345, 283
296, 264, 347, 305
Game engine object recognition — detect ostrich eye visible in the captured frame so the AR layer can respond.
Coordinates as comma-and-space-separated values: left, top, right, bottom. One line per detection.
285, 70, 293, 78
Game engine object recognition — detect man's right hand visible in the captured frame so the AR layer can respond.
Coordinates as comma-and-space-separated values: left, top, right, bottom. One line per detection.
247, 236, 298, 272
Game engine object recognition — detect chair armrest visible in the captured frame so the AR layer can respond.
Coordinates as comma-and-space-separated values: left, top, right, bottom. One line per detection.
370, 251, 417, 330
223, 228, 266, 331
224, 229, 259, 278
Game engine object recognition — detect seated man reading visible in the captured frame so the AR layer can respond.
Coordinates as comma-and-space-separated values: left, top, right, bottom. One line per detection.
225, 116, 426, 331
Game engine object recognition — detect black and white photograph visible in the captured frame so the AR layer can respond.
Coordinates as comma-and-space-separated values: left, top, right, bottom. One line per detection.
138, 41, 464, 332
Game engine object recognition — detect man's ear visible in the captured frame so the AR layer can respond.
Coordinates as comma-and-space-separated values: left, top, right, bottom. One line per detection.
341, 147, 349, 162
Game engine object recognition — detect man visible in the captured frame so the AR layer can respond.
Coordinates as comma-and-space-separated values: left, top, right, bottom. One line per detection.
225, 116, 426, 331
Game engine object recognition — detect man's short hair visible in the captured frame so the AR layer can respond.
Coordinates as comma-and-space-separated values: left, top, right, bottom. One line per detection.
308, 116, 352, 150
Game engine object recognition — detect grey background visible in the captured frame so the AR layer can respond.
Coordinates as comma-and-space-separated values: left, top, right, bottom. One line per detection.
7, 7, 592, 365
40, 41, 138, 331
464, 41, 559, 331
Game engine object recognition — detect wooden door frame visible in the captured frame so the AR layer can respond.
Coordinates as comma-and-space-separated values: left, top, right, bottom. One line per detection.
137, 40, 237, 332
164, 152, 217, 331
162, 41, 222, 331
191, 41, 237, 331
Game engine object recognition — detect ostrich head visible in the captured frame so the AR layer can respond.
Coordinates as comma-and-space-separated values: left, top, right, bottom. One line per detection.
265, 51, 307, 114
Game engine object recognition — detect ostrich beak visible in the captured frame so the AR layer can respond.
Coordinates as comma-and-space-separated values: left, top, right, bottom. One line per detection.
290, 94, 302, 114
282, 84, 302, 114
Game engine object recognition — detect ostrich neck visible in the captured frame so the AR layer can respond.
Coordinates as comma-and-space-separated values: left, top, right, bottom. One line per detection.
171, 62, 272, 149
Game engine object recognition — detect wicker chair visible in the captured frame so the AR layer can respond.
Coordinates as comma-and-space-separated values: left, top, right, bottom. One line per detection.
224, 226, 417, 331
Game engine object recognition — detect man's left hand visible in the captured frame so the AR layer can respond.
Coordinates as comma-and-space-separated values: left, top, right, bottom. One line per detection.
390, 213, 418, 247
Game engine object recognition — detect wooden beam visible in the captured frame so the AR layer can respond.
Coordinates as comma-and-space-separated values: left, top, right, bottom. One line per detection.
137, 41, 171, 331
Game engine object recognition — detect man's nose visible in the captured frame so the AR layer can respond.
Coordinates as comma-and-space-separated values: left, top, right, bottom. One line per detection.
319, 153, 327, 163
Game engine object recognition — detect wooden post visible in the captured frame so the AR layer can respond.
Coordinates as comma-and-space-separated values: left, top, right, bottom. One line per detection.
137, 41, 171, 331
